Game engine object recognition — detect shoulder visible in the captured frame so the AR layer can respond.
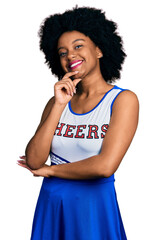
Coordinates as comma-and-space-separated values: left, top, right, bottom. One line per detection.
112, 89, 139, 114
111, 89, 139, 126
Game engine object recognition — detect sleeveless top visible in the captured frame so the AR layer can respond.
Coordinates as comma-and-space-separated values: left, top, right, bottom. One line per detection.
50, 85, 127, 165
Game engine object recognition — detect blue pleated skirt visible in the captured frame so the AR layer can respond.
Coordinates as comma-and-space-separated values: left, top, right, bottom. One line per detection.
30, 174, 127, 240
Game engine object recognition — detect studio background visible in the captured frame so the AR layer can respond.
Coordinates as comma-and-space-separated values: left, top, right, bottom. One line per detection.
0, 0, 155, 239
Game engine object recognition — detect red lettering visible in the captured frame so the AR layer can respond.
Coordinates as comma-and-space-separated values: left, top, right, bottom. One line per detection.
101, 124, 109, 138
55, 122, 65, 136
87, 125, 99, 139
75, 125, 86, 138
63, 124, 76, 138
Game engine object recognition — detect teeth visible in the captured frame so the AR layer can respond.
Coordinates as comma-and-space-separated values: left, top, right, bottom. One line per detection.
70, 61, 82, 68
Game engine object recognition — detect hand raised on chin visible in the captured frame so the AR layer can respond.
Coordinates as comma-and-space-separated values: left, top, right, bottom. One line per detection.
54, 71, 82, 106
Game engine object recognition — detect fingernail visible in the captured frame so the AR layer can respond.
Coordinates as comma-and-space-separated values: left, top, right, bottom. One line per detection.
75, 71, 79, 73
74, 88, 76, 94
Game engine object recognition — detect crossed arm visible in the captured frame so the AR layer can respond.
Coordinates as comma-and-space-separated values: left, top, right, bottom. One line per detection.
18, 90, 139, 180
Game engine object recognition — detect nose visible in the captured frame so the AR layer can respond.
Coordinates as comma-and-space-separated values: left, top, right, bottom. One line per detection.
67, 49, 76, 60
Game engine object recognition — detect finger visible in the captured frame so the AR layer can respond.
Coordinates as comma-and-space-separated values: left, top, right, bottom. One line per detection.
17, 163, 33, 173
17, 160, 30, 169
62, 78, 77, 94
63, 71, 79, 79
17, 162, 25, 167
18, 159, 26, 162
17, 160, 27, 166
62, 76, 80, 93
19, 156, 26, 159
17, 160, 26, 164
56, 81, 73, 96
62, 81, 74, 96
33, 174, 39, 177
17, 162, 29, 170
72, 78, 82, 87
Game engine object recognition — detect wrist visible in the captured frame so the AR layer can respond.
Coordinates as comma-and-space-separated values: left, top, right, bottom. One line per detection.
48, 165, 55, 177
53, 102, 66, 112
53, 100, 67, 108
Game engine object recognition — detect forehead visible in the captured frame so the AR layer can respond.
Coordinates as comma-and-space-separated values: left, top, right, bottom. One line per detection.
57, 31, 94, 47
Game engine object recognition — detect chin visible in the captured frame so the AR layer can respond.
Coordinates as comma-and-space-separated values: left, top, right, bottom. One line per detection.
71, 72, 80, 79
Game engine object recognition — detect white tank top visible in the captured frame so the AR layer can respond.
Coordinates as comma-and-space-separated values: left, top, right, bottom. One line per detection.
50, 85, 127, 165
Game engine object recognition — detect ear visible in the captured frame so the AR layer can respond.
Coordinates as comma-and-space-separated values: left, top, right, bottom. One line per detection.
96, 46, 103, 59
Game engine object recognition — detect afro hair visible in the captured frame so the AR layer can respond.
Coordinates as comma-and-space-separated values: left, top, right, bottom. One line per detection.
38, 6, 126, 83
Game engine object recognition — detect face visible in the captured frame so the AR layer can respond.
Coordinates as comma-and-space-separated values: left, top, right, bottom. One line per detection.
57, 31, 103, 79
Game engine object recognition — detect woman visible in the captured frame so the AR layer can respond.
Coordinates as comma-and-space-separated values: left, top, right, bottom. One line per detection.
18, 6, 139, 240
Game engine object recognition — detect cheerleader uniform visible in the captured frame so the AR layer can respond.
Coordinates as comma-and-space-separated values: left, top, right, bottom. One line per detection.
31, 85, 127, 240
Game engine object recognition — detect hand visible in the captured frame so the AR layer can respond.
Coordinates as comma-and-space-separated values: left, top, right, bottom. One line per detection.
17, 156, 52, 178
54, 71, 82, 105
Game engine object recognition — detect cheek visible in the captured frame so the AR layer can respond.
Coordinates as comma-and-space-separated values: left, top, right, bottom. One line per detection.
84, 48, 97, 62
59, 59, 67, 71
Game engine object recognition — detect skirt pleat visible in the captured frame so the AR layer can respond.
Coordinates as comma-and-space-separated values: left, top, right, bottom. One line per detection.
30, 175, 127, 240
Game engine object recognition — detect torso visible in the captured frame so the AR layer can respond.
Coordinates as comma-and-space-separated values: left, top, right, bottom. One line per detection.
51, 85, 126, 163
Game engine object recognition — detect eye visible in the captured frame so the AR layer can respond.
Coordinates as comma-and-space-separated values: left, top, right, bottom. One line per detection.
59, 52, 67, 57
75, 45, 83, 49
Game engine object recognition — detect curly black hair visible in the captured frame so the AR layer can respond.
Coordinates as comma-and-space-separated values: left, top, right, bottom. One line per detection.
38, 6, 126, 83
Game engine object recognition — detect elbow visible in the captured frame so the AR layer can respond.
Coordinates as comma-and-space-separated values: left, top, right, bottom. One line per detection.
103, 171, 114, 178
26, 160, 41, 170
98, 163, 114, 178
97, 154, 119, 178
100, 170, 114, 178
26, 155, 44, 170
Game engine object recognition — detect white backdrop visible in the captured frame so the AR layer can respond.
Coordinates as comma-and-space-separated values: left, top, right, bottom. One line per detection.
0, 0, 155, 239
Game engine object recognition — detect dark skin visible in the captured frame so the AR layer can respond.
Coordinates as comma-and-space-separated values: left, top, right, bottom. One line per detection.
18, 31, 139, 179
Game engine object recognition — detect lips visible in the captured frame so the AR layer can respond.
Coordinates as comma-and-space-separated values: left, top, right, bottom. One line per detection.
68, 60, 83, 70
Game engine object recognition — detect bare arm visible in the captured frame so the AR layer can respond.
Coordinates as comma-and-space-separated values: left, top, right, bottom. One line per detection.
44, 90, 139, 179
19, 90, 139, 179
25, 98, 66, 169
25, 71, 82, 170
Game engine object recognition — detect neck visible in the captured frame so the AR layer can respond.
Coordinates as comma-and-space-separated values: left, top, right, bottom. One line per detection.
77, 71, 111, 97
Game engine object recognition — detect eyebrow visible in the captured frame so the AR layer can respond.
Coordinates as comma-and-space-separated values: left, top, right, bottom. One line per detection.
57, 39, 85, 51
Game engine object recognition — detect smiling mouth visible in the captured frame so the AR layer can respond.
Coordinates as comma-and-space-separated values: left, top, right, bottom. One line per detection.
68, 60, 83, 70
